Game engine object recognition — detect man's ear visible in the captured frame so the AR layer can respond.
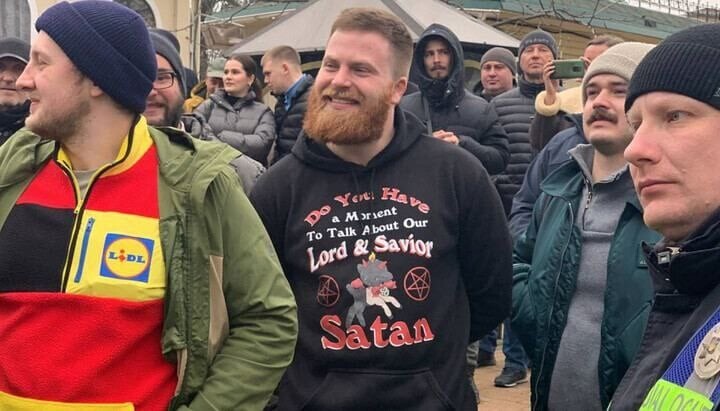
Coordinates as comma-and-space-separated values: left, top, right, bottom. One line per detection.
89, 82, 104, 98
390, 77, 408, 105
282, 62, 290, 75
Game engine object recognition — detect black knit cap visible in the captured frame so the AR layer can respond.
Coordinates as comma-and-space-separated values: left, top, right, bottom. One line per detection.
150, 32, 186, 96
626, 23, 720, 112
36, 1, 156, 113
519, 29, 558, 59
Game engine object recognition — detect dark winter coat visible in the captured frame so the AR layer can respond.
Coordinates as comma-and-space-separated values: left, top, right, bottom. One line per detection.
272, 75, 313, 164
0, 102, 29, 146
401, 24, 509, 174
491, 78, 546, 215
509, 113, 585, 240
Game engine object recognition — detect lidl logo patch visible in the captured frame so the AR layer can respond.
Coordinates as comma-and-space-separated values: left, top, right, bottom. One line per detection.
100, 234, 154, 283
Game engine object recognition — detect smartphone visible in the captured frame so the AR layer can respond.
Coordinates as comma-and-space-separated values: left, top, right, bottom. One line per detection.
550, 59, 585, 79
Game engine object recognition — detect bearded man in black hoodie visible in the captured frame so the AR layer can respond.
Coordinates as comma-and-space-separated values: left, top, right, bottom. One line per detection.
0, 37, 30, 145
250, 7, 511, 411
400, 24, 509, 175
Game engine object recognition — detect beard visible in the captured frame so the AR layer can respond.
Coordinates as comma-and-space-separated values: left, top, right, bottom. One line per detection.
146, 101, 183, 128
26, 97, 91, 142
303, 84, 391, 145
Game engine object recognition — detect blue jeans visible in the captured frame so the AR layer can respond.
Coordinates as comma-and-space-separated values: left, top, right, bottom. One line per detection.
478, 317, 528, 371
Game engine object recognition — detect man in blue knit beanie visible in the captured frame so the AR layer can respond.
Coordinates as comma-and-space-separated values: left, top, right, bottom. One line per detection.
0, 1, 297, 410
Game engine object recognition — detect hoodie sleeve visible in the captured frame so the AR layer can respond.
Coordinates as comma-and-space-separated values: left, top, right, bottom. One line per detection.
457, 156, 512, 342
457, 102, 510, 174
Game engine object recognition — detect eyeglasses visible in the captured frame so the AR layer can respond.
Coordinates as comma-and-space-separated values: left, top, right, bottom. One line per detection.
153, 72, 177, 90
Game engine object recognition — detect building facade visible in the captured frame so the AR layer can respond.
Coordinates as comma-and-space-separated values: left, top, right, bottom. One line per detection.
2, 0, 197, 67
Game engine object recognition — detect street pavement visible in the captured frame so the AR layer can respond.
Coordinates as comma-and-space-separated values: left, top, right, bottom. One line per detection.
473, 350, 531, 410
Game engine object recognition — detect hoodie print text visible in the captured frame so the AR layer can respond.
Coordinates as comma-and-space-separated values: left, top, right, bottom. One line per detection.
304, 186, 437, 351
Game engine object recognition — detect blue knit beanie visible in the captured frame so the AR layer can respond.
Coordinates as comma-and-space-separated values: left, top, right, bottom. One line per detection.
36, 1, 156, 113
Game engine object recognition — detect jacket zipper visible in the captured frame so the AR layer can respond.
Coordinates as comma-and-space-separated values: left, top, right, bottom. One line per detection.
584, 179, 593, 211
58, 164, 113, 291
57, 117, 137, 291
657, 246, 681, 265
533, 199, 575, 410
72, 217, 96, 284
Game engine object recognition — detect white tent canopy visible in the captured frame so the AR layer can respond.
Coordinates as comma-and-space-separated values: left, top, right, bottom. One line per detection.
227, 0, 519, 56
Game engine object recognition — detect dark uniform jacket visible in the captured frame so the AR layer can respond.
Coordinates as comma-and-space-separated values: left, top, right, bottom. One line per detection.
611, 209, 720, 410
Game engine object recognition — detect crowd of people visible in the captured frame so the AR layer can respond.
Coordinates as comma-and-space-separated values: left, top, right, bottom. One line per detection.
2, 1, 720, 410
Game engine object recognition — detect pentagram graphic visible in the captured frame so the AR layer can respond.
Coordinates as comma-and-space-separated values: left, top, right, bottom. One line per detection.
404, 267, 431, 301
317, 275, 340, 307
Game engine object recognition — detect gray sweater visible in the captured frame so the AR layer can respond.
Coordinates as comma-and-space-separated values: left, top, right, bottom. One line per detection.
547, 144, 636, 411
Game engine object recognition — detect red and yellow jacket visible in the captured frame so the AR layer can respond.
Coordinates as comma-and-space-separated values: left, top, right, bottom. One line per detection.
0, 118, 176, 410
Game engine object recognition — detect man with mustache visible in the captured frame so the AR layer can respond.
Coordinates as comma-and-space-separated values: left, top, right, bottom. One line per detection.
0, 37, 29, 145
250, 7, 511, 410
511, 42, 658, 411
400, 24, 509, 175
145, 31, 264, 193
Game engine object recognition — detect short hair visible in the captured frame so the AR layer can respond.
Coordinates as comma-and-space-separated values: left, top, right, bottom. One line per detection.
262, 45, 301, 68
330, 8, 413, 78
587, 35, 624, 48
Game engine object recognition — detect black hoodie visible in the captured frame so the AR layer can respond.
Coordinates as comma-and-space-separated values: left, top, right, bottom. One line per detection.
250, 108, 512, 411
0, 102, 29, 146
401, 24, 509, 175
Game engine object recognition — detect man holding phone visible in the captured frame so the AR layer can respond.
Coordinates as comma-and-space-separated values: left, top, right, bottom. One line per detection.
531, 35, 624, 152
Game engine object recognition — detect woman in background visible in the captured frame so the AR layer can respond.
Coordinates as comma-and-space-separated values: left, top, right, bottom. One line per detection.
195, 53, 276, 166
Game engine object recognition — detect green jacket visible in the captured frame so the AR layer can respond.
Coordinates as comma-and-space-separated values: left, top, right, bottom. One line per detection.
511, 159, 659, 411
0, 125, 298, 411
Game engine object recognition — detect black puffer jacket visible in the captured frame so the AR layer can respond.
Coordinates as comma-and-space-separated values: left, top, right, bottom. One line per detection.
272, 74, 313, 164
0, 102, 29, 146
401, 24, 509, 174
491, 78, 545, 215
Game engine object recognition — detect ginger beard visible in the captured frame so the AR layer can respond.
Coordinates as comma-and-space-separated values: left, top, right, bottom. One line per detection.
304, 84, 391, 145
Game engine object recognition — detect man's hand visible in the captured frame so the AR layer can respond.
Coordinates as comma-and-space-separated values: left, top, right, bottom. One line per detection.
432, 130, 460, 145
542, 61, 560, 106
